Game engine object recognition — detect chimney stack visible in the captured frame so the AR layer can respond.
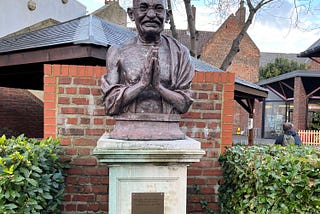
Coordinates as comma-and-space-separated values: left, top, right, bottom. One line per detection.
235, 0, 246, 24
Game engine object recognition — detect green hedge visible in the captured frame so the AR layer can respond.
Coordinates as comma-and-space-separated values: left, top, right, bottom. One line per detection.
0, 135, 66, 214
218, 145, 320, 214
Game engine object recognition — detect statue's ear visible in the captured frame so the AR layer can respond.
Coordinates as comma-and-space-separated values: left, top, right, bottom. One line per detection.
127, 8, 135, 21
165, 9, 172, 23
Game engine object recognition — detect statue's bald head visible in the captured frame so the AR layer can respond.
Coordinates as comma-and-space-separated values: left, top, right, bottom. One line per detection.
132, 0, 167, 8
128, 0, 171, 42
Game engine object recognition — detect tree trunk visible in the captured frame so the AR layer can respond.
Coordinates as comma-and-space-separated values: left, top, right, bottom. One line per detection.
167, 0, 178, 40
183, 0, 197, 57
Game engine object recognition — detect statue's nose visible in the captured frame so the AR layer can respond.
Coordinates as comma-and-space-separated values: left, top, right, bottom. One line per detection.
146, 8, 156, 17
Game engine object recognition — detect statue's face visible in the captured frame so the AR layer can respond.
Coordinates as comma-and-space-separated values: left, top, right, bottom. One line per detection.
130, 0, 167, 40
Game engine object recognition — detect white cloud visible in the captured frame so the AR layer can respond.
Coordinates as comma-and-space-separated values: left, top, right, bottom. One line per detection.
77, 0, 104, 13
248, 22, 319, 53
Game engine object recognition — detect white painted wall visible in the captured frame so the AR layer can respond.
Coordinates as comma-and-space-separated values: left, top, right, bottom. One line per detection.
0, 0, 87, 38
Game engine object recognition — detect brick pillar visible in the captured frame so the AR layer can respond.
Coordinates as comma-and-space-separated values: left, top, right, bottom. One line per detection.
293, 76, 307, 130
183, 71, 234, 213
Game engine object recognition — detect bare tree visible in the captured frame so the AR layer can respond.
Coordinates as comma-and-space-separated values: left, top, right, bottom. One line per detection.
167, 0, 179, 40
183, 0, 197, 57
220, 0, 274, 71
175, 0, 274, 66
179, 0, 318, 70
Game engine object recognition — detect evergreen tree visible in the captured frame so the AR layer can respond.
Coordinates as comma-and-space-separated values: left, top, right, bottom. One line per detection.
259, 57, 307, 80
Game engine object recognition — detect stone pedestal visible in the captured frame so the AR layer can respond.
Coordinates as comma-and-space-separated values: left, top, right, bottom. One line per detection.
93, 134, 204, 214
110, 113, 185, 140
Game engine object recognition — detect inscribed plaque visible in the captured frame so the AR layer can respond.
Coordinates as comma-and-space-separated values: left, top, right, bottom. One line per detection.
132, 192, 164, 214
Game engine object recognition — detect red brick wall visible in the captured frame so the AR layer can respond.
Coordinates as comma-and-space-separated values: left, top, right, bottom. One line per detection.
0, 87, 43, 138
184, 71, 234, 212
43, 64, 234, 213
44, 64, 109, 212
293, 76, 307, 130
200, 15, 260, 83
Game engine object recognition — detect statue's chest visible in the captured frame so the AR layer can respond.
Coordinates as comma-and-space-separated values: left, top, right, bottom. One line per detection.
120, 46, 172, 86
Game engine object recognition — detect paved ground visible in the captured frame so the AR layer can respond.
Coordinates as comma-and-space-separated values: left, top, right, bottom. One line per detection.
232, 135, 274, 145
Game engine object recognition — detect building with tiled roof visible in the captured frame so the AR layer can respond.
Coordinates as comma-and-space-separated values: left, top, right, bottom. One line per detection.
0, 0, 86, 38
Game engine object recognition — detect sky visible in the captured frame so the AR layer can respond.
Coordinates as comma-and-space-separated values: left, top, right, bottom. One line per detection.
77, 0, 320, 54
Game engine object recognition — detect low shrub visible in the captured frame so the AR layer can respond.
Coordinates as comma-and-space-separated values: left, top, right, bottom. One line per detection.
0, 135, 66, 214
218, 144, 320, 214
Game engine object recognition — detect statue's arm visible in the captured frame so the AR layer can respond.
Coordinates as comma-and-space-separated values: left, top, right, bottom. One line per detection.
152, 47, 194, 114
155, 81, 192, 114
111, 47, 156, 107
102, 45, 155, 115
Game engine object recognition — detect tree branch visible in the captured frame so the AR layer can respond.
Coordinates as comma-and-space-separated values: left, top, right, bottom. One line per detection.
220, 0, 275, 71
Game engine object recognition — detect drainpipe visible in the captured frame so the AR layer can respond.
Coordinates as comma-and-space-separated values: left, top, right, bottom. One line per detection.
248, 113, 254, 146
261, 100, 266, 138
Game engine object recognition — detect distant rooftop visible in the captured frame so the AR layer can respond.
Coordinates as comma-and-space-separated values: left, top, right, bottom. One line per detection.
162, 29, 214, 58
260, 52, 308, 67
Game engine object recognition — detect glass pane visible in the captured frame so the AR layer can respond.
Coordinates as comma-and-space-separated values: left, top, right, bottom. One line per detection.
308, 101, 320, 129
266, 90, 283, 101
264, 101, 286, 138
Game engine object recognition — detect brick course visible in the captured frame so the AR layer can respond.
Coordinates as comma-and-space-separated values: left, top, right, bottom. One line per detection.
0, 87, 43, 137
293, 76, 307, 130
43, 64, 234, 213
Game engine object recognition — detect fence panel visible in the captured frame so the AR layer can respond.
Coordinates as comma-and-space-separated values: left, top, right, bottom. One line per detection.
298, 130, 320, 146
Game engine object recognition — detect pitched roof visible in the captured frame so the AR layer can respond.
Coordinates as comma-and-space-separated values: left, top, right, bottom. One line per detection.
192, 57, 222, 72
236, 77, 267, 93
0, 14, 136, 54
257, 70, 320, 100
298, 38, 320, 57
257, 70, 320, 85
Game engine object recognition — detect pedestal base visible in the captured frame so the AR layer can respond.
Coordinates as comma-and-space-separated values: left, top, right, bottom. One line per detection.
93, 134, 205, 214
109, 164, 187, 214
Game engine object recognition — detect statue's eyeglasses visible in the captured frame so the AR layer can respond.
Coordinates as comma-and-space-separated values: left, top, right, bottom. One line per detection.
133, 5, 165, 15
